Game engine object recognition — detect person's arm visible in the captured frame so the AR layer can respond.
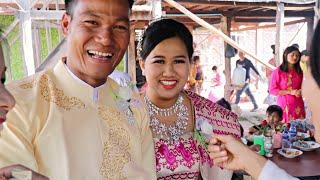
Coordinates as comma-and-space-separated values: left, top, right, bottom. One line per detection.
0, 164, 48, 180
208, 135, 298, 180
248, 60, 260, 77
0, 99, 39, 170
258, 160, 298, 180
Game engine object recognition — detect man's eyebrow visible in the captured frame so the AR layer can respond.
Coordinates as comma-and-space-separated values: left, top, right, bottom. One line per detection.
79, 11, 101, 18
79, 11, 129, 22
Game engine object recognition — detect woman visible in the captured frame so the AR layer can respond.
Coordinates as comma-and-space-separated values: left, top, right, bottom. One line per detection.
207, 20, 320, 180
208, 65, 223, 102
269, 46, 305, 123
139, 19, 241, 179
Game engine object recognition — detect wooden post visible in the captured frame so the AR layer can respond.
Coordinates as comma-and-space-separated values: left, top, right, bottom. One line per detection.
275, 2, 284, 66
17, 0, 36, 75
306, 17, 314, 50
152, 0, 162, 19
45, 21, 52, 52
33, 27, 41, 68
128, 27, 136, 82
315, 0, 319, 23
221, 16, 232, 101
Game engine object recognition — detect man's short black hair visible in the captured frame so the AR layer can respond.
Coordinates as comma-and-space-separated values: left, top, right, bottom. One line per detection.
301, 50, 311, 56
65, 0, 134, 15
266, 105, 283, 119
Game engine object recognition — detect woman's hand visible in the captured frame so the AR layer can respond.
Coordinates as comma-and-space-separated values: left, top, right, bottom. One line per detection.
0, 164, 49, 180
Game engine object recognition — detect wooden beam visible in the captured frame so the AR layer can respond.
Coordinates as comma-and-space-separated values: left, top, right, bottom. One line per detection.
152, 0, 162, 19
0, 18, 19, 41
221, 16, 232, 101
232, 19, 306, 32
234, 17, 275, 23
30, 10, 64, 20
19, 0, 36, 75
275, 2, 284, 66
163, 0, 275, 70
306, 17, 314, 50
45, 21, 52, 53
33, 27, 41, 68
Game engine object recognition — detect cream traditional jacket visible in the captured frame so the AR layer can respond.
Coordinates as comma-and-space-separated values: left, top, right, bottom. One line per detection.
0, 59, 156, 180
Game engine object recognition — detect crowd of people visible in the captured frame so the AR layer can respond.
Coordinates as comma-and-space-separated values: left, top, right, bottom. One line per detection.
0, 0, 319, 179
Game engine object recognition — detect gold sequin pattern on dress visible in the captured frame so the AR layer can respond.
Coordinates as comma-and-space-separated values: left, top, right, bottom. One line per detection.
98, 106, 132, 180
19, 80, 36, 89
38, 74, 85, 111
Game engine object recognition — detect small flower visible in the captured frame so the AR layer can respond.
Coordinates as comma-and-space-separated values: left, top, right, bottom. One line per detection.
118, 86, 133, 101
261, 120, 268, 126
199, 120, 214, 139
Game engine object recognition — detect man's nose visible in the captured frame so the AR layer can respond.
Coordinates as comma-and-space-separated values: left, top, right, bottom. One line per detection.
96, 28, 113, 46
0, 88, 15, 111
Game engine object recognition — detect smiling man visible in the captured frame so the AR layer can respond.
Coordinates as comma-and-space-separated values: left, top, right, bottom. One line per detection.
0, 0, 156, 179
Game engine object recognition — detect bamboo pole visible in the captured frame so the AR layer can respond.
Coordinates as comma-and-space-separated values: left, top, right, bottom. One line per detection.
163, 0, 275, 70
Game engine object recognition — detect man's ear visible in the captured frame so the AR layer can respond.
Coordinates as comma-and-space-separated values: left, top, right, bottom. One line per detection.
61, 13, 71, 36
139, 60, 145, 76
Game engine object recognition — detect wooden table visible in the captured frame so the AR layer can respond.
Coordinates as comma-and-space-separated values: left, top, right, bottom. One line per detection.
270, 148, 320, 178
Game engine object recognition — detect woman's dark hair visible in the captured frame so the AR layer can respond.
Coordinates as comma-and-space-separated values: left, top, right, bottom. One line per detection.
266, 105, 283, 119
139, 19, 194, 61
310, 20, 320, 87
65, 0, 134, 15
280, 46, 302, 74
216, 98, 231, 111
212, 65, 218, 71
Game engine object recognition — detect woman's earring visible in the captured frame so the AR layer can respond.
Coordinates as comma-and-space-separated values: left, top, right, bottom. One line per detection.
142, 71, 145, 76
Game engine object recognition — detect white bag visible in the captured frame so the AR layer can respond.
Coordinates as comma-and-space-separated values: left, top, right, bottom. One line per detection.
232, 66, 246, 87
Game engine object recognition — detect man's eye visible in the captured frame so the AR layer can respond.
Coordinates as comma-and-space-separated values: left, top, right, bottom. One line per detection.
84, 20, 98, 25
113, 25, 129, 31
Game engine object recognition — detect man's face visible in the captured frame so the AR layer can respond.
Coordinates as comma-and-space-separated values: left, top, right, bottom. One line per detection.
61, 0, 130, 87
0, 45, 15, 123
239, 52, 245, 60
301, 55, 310, 63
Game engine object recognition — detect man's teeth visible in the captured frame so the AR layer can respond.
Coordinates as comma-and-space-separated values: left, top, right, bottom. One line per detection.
161, 81, 176, 85
88, 50, 113, 58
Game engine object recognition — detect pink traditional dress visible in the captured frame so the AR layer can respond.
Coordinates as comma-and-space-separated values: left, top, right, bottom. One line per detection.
149, 91, 241, 180
269, 67, 305, 123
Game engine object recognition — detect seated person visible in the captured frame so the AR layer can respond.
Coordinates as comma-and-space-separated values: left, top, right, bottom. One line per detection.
249, 105, 283, 135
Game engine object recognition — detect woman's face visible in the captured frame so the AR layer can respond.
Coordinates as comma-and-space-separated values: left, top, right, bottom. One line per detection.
0, 47, 15, 123
286, 50, 300, 65
140, 37, 190, 104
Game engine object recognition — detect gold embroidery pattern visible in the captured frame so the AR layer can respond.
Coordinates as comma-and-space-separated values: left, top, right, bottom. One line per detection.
39, 74, 85, 111
98, 106, 132, 180
295, 107, 301, 115
19, 80, 36, 89
287, 74, 293, 91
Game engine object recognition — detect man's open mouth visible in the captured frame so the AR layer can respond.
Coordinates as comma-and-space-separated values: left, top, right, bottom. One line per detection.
87, 50, 114, 61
